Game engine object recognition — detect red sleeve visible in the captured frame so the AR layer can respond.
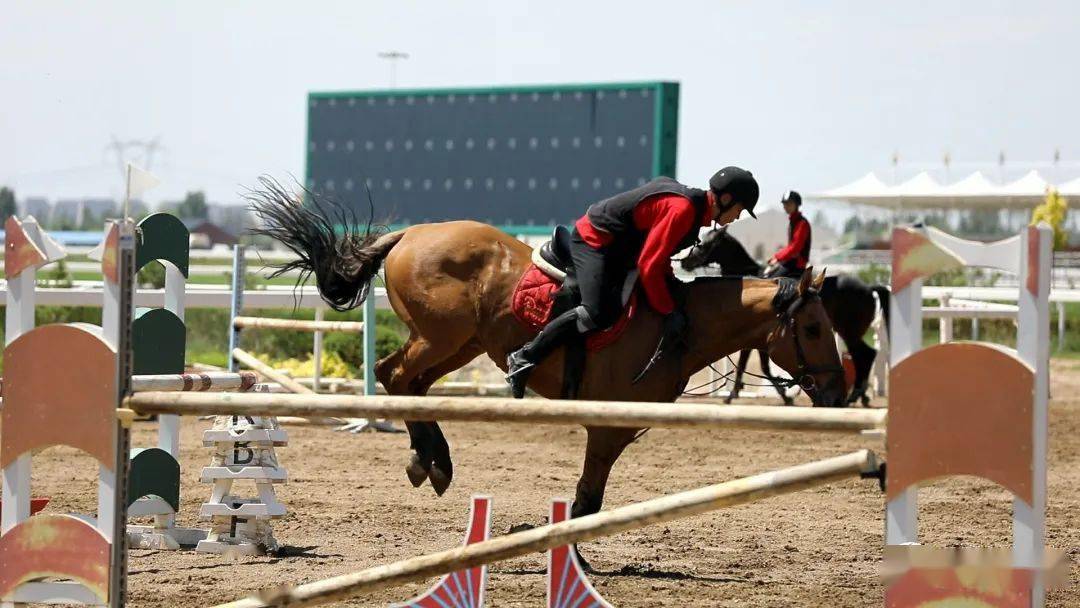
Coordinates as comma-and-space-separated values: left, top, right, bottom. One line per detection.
574, 214, 613, 249
775, 219, 810, 263
632, 195, 696, 315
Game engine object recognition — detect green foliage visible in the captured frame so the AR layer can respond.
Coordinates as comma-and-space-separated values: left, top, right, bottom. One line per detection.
0, 187, 16, 220
172, 191, 208, 220
957, 209, 1009, 239
137, 261, 166, 289
924, 266, 1001, 287
855, 263, 890, 286
38, 259, 73, 288
1030, 190, 1069, 250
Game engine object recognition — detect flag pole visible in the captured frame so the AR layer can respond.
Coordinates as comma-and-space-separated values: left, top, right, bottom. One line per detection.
124, 163, 132, 219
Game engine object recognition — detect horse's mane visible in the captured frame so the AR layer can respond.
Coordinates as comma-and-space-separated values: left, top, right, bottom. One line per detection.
689, 274, 804, 315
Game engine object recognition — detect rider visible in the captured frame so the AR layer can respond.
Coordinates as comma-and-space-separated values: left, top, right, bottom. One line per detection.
506, 167, 760, 398
765, 190, 811, 280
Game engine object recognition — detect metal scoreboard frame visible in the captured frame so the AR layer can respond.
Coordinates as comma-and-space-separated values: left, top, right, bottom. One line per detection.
305, 81, 679, 233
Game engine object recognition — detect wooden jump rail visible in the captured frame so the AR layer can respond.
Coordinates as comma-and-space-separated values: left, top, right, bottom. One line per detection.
232, 316, 364, 333
232, 348, 314, 395
131, 371, 261, 393
126, 392, 887, 432
213, 450, 878, 608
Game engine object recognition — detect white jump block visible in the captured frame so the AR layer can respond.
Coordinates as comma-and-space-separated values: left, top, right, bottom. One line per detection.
200, 466, 288, 483
196, 515, 280, 556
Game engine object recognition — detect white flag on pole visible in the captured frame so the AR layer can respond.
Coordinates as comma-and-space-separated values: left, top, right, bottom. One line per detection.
126, 163, 160, 200
124, 163, 160, 218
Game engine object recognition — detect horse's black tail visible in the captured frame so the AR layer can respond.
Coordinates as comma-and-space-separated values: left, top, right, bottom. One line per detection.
245, 176, 402, 312
871, 285, 890, 335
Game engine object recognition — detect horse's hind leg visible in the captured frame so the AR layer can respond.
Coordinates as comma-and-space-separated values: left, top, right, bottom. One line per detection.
844, 338, 877, 406
407, 341, 483, 494
375, 334, 478, 495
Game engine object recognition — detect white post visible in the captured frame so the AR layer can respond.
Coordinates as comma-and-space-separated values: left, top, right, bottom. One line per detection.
313, 307, 324, 393
971, 317, 980, 341
885, 256, 924, 546
228, 245, 245, 373
159, 263, 185, 458
1014, 225, 1051, 607
938, 292, 953, 343
1056, 300, 1065, 352
363, 277, 378, 396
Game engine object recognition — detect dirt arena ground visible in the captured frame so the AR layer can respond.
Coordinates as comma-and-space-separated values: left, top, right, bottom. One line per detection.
25, 359, 1080, 607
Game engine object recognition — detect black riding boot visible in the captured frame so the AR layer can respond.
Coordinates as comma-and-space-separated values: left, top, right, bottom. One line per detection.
506, 309, 584, 399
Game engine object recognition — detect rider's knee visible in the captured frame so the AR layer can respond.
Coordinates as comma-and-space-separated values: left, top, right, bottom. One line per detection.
576, 304, 618, 332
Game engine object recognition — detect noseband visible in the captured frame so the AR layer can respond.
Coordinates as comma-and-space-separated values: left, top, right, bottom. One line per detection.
770, 282, 845, 393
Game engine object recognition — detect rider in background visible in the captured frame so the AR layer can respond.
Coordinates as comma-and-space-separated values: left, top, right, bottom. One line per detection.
764, 190, 811, 280
506, 167, 760, 398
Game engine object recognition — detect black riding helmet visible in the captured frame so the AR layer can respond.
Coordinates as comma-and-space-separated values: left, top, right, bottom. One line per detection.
709, 166, 760, 218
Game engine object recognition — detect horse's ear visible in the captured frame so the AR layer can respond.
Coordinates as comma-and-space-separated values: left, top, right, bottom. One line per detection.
798, 266, 814, 295
813, 268, 826, 291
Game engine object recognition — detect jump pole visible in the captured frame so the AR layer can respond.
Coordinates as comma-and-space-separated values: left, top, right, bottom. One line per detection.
127, 392, 887, 432
214, 450, 878, 608
232, 317, 365, 333
232, 348, 314, 395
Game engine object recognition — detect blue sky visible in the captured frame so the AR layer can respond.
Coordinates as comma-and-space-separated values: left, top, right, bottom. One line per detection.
1, 1, 1075, 225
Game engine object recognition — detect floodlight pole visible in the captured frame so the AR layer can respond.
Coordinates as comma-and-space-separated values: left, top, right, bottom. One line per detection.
377, 51, 410, 88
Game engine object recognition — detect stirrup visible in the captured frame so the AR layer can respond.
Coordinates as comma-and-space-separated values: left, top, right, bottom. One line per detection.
505, 351, 536, 398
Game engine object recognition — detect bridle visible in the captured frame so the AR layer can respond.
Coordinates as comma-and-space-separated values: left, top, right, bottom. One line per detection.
768, 288, 845, 394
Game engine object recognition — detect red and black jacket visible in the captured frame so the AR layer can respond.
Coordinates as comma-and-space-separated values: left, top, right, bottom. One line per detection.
583, 177, 709, 263
574, 177, 712, 315
775, 210, 811, 270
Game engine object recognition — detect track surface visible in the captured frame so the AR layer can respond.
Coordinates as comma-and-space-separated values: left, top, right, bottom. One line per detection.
24, 360, 1080, 607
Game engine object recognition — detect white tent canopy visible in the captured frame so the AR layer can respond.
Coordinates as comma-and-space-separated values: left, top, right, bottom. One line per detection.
812, 170, 1062, 209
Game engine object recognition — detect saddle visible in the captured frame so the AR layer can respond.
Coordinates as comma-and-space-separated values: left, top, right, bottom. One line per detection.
513, 226, 640, 398
530, 225, 639, 307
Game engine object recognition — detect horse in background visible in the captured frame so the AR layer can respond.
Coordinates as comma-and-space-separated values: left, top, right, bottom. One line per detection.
681, 226, 890, 406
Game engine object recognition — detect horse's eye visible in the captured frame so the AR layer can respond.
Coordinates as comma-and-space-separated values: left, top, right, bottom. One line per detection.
804, 323, 822, 340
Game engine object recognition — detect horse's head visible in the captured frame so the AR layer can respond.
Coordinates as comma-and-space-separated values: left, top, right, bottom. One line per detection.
765, 268, 846, 407
681, 226, 763, 276
680, 227, 723, 271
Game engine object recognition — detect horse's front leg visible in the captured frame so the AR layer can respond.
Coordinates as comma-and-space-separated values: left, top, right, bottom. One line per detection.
725, 348, 752, 404
758, 350, 794, 405
571, 427, 641, 571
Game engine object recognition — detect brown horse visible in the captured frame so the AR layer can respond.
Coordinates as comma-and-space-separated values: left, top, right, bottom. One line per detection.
248, 181, 846, 521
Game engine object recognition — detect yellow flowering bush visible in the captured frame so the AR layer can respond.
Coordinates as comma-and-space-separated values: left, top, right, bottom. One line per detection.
263, 351, 355, 379
1030, 189, 1068, 250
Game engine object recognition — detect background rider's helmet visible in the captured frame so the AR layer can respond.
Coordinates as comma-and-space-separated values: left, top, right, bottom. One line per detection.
781, 190, 803, 207
709, 166, 760, 218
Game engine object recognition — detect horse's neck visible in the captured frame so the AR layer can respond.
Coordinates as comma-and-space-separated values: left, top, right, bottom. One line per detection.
684, 277, 777, 372
714, 238, 762, 276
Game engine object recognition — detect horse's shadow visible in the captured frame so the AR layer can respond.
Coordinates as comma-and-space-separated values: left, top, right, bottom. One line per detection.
495, 563, 749, 585
129, 545, 332, 575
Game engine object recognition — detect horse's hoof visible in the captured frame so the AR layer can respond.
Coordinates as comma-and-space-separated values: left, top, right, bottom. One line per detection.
429, 465, 452, 496
406, 455, 429, 488
782, 397, 794, 406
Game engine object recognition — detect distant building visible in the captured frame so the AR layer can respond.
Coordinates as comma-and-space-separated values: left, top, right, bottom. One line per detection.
52, 199, 82, 226
181, 219, 238, 249
20, 197, 50, 221
208, 204, 253, 238
83, 198, 116, 219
